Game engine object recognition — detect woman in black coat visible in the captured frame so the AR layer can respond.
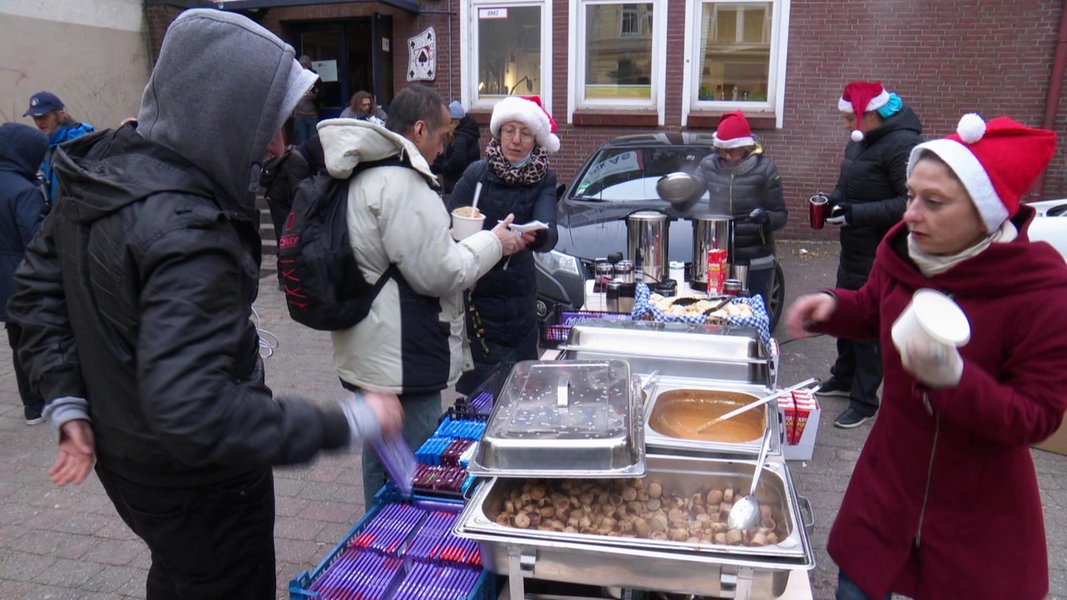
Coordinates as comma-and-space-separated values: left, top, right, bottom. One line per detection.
818, 81, 923, 429
448, 96, 560, 394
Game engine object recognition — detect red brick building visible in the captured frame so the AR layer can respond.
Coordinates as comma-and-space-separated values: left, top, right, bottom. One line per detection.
146, 0, 1067, 240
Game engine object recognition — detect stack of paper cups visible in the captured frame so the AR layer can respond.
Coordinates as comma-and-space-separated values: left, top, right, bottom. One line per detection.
891, 289, 971, 360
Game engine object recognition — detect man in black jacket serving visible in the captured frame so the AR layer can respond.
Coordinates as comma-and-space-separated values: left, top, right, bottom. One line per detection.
7, 9, 402, 598
817, 81, 923, 428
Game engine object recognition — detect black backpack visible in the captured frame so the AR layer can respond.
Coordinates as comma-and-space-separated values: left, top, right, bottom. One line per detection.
277, 157, 414, 331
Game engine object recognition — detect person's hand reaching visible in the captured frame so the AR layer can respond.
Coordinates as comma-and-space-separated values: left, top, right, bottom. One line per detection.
363, 389, 404, 438
784, 292, 837, 340
49, 420, 96, 486
491, 213, 527, 255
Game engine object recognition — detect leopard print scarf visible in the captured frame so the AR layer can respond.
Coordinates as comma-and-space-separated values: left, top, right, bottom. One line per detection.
486, 139, 550, 186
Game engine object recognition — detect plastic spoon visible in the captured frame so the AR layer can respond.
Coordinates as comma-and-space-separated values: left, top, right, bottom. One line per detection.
696, 377, 818, 434
471, 181, 483, 215
727, 428, 771, 531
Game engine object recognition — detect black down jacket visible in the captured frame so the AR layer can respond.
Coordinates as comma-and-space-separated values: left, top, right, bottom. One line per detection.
449, 159, 559, 345
830, 105, 923, 288
688, 145, 787, 266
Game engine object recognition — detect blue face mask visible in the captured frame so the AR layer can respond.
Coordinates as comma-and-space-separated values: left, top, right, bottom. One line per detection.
510, 154, 532, 168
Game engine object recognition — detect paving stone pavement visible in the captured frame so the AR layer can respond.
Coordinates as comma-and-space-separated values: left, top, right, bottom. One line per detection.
0, 241, 1062, 599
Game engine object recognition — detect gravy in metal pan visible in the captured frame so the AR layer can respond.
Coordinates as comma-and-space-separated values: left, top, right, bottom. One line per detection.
648, 390, 764, 443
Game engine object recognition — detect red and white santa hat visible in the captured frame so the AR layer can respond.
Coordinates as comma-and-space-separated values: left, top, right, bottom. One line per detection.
838, 81, 891, 142
713, 110, 755, 149
490, 95, 560, 154
907, 113, 1057, 232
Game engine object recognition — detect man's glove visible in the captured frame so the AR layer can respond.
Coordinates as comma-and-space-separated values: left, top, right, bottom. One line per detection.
826, 204, 850, 226
901, 340, 963, 389
748, 208, 771, 226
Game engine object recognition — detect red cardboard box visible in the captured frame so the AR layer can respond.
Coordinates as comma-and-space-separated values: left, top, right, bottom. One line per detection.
784, 392, 820, 461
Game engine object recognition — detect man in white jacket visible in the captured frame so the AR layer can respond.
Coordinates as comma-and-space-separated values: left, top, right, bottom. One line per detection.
318, 85, 525, 506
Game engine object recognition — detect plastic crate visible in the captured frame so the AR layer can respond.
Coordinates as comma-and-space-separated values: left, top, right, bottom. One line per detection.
288, 493, 492, 600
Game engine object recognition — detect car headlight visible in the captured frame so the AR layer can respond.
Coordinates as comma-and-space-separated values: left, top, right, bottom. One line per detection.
534, 250, 583, 278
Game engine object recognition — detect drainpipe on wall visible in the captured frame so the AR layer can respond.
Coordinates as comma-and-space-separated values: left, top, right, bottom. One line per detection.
1036, 0, 1067, 197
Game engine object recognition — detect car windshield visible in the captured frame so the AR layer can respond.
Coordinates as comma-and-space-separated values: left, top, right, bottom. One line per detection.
570, 146, 711, 202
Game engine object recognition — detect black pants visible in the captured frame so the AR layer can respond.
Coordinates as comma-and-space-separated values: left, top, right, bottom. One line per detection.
831, 337, 883, 415
5, 322, 43, 412
97, 464, 277, 600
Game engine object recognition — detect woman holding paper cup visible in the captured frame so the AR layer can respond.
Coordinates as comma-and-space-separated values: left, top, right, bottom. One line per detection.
448, 96, 560, 394
785, 114, 1066, 600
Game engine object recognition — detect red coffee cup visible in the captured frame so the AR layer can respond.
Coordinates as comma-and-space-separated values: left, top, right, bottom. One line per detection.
809, 193, 829, 229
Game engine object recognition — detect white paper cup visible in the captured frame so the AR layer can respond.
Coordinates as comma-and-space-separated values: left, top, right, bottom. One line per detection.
891, 289, 971, 357
451, 206, 485, 240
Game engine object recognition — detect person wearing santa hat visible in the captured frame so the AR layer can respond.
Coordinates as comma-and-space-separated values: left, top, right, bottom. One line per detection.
685, 110, 787, 319
816, 81, 924, 429
448, 95, 560, 394
785, 114, 1065, 600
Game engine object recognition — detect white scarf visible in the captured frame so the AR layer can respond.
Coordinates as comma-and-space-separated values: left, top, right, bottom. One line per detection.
907, 220, 1017, 277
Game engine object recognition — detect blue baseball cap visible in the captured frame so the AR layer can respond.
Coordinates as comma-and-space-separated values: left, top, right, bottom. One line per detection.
24, 91, 64, 117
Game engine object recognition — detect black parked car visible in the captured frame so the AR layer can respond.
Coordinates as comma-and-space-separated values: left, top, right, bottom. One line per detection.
534, 132, 786, 341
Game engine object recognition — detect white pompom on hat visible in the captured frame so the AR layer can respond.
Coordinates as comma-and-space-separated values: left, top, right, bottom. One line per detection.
838, 81, 891, 142
712, 110, 755, 149
490, 95, 560, 154
906, 113, 1057, 232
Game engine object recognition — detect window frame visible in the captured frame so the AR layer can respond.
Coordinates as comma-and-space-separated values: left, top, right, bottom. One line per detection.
681, 0, 791, 128
461, 0, 553, 114
567, 0, 667, 120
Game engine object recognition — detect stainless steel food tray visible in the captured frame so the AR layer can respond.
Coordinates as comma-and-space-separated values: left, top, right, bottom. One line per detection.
468, 360, 645, 478
560, 320, 774, 386
643, 376, 783, 457
455, 453, 814, 598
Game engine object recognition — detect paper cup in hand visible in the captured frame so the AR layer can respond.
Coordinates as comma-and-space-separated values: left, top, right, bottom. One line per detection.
891, 289, 970, 361
451, 206, 485, 240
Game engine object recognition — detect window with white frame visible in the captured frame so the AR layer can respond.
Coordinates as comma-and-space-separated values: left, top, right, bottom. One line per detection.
466, 1, 550, 110
684, 0, 789, 119
572, 0, 664, 107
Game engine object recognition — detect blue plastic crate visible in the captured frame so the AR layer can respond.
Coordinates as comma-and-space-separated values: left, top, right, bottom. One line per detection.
289, 492, 492, 600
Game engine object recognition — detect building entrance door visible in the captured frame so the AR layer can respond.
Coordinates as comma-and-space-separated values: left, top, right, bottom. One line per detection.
296, 14, 394, 119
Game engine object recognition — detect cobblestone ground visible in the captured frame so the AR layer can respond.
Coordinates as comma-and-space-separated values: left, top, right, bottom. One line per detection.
0, 241, 1062, 599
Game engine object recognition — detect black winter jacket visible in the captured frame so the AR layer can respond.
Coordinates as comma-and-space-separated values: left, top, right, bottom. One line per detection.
831, 105, 923, 288
8, 126, 350, 486
688, 145, 787, 266
449, 159, 558, 345
0, 123, 47, 321
434, 115, 481, 194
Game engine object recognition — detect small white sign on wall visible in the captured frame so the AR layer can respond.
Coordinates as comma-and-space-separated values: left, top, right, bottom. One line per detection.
407, 27, 435, 81
311, 60, 338, 82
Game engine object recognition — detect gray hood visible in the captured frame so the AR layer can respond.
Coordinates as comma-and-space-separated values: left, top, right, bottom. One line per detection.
136, 9, 318, 208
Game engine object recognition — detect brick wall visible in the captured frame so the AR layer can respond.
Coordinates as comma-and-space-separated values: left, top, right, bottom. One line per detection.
146, 0, 1067, 240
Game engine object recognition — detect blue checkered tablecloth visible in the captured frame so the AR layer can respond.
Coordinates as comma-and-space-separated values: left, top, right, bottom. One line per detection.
631, 282, 771, 347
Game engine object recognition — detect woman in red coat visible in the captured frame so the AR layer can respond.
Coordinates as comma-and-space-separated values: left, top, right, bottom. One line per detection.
786, 114, 1065, 600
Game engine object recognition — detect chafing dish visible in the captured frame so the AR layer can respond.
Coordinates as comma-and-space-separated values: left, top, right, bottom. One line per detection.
643, 376, 784, 457
454, 453, 814, 599
559, 320, 774, 387
468, 360, 645, 478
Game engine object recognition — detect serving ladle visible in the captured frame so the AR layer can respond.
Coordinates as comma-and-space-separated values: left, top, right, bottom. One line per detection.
696, 377, 818, 434
727, 428, 772, 531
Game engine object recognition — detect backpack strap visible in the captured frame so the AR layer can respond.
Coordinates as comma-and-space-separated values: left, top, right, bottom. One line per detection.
347, 156, 424, 292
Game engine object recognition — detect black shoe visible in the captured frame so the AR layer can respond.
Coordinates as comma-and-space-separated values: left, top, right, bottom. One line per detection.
816, 378, 851, 398
24, 405, 44, 426
834, 407, 873, 429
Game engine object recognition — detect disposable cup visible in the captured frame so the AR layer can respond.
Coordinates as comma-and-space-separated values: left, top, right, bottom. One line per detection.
451, 206, 485, 240
809, 193, 829, 229
891, 289, 971, 357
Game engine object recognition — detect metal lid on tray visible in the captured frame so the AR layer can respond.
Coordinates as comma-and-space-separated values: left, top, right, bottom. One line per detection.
468, 359, 645, 478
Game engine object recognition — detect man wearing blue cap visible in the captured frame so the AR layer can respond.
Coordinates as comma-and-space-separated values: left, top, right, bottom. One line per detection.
23, 91, 95, 207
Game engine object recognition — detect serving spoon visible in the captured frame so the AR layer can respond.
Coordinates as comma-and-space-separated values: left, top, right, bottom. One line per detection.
727, 428, 772, 531
695, 377, 817, 434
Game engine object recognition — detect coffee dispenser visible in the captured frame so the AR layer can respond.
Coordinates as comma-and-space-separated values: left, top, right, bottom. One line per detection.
626, 211, 669, 284
691, 215, 734, 291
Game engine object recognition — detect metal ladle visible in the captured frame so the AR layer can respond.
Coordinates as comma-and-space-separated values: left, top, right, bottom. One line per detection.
727, 428, 771, 531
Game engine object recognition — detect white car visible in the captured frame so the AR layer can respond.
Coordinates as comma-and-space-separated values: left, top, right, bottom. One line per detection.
1027, 199, 1067, 259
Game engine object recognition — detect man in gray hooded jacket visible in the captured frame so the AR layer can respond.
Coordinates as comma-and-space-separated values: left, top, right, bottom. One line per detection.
7, 9, 402, 598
